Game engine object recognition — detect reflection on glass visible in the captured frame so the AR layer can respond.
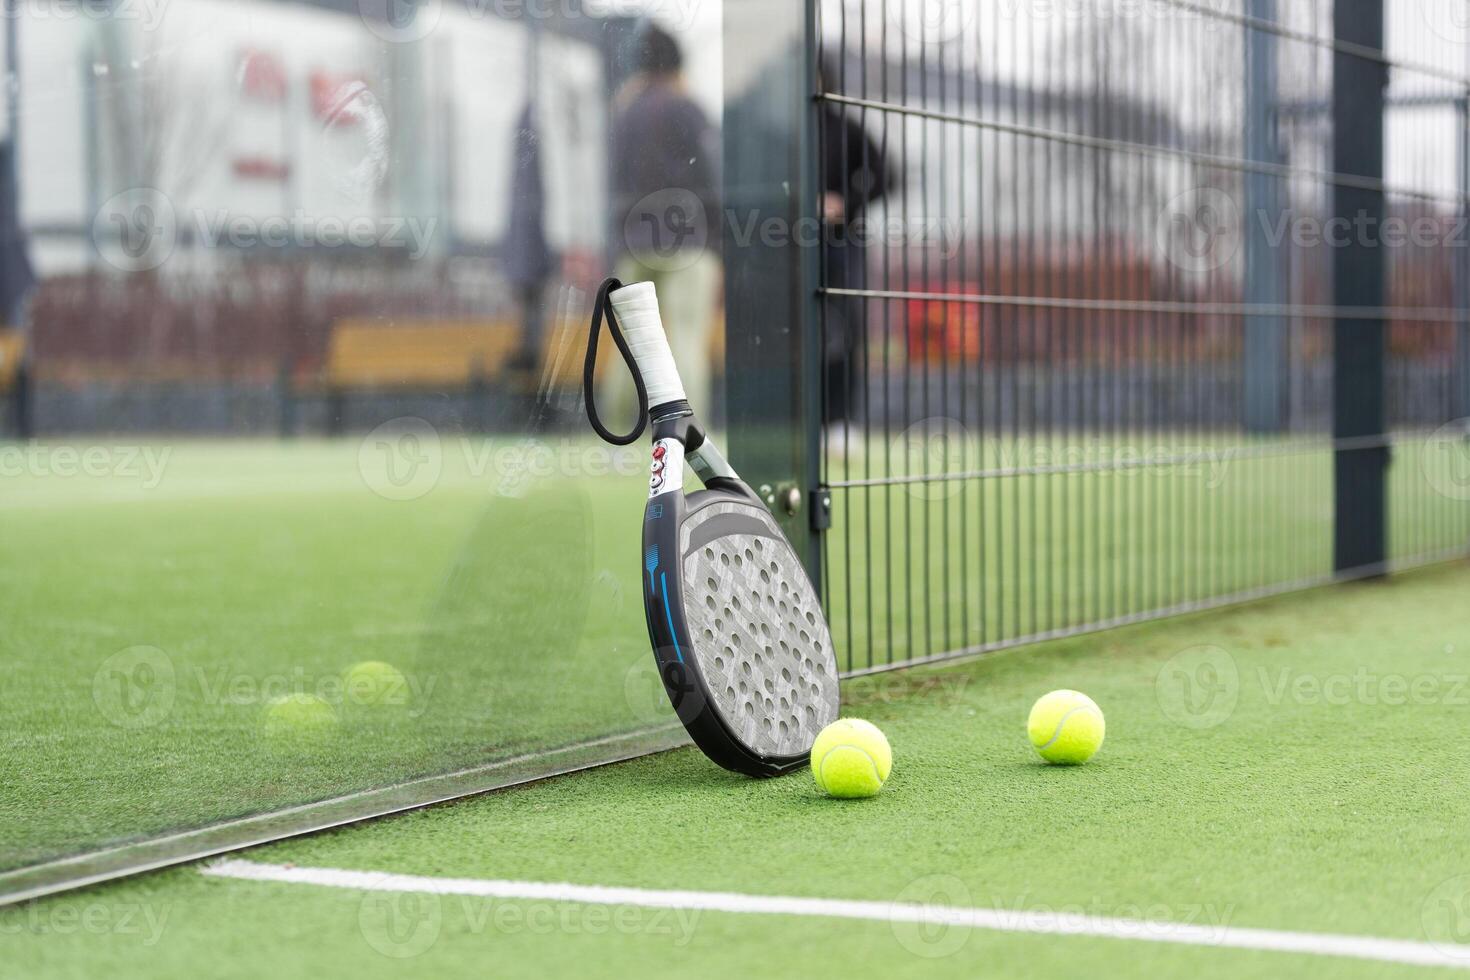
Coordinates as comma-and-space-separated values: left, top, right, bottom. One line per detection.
0, 0, 724, 876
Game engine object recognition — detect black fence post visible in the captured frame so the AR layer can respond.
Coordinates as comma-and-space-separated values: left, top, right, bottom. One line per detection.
1332, 0, 1389, 576
11, 356, 30, 439
277, 356, 295, 439
326, 386, 344, 438
722, 0, 823, 584
1244, 0, 1286, 434
1458, 95, 1470, 423
468, 356, 489, 434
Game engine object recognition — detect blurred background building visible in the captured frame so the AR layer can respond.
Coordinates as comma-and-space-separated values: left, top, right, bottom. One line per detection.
0, 0, 722, 435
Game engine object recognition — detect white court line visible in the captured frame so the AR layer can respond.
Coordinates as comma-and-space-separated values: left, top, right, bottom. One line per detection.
202, 859, 1469, 970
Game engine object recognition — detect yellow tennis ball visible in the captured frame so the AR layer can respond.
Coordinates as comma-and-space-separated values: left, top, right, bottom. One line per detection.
261, 692, 338, 743
344, 660, 409, 707
1028, 690, 1105, 764
811, 718, 892, 798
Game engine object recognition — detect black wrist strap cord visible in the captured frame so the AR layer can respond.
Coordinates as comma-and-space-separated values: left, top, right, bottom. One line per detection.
583, 277, 649, 446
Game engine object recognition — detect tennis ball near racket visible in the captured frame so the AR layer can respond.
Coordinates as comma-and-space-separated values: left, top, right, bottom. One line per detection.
1027, 690, 1105, 764
344, 660, 409, 707
811, 718, 892, 798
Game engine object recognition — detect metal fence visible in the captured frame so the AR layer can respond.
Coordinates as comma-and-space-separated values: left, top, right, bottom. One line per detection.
790, 0, 1470, 673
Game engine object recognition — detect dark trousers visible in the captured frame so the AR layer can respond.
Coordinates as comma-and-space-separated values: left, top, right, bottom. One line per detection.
822, 240, 867, 425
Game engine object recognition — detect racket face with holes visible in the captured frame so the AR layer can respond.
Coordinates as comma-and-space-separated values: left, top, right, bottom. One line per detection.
642, 450, 840, 776
599, 277, 839, 777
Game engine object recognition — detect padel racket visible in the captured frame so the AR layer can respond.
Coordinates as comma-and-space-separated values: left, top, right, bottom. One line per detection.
584, 278, 840, 777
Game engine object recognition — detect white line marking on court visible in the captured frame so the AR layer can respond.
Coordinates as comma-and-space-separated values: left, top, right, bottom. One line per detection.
201, 859, 1469, 970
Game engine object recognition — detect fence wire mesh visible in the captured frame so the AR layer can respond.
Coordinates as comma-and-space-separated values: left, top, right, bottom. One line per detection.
815, 0, 1470, 672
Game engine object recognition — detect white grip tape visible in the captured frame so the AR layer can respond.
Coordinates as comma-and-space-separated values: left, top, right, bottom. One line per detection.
609, 281, 687, 409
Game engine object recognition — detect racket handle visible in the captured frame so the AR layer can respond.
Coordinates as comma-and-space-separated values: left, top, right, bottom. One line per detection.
609, 281, 688, 411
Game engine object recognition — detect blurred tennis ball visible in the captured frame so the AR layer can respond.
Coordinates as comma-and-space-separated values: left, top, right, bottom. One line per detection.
344, 660, 409, 708
261, 692, 338, 742
811, 718, 892, 798
1027, 690, 1105, 764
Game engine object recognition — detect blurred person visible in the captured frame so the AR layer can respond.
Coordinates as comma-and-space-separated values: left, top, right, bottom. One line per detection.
0, 139, 34, 438
602, 22, 720, 421
820, 58, 893, 458
505, 100, 554, 386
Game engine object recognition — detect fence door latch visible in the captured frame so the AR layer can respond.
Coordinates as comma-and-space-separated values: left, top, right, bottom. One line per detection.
810, 488, 832, 532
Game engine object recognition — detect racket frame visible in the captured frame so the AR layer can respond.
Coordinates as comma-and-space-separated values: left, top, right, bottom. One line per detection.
640, 407, 817, 777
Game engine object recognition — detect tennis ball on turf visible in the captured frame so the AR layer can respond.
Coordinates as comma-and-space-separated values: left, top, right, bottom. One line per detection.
811, 718, 892, 798
344, 660, 409, 707
1027, 689, 1104, 764
262, 692, 338, 742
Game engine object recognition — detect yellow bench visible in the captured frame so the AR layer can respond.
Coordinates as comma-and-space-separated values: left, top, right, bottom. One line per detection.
0, 329, 24, 391
325, 320, 520, 388
321, 307, 725, 404
323, 318, 593, 390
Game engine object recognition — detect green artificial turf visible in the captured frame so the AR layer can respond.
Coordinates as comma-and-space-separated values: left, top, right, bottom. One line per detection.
3, 432, 1465, 878
0, 438, 655, 870
824, 434, 1470, 667
7, 561, 1470, 979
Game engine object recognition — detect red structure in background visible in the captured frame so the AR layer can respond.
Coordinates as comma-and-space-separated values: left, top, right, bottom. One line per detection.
895, 223, 1460, 366
239, 49, 288, 103
898, 236, 1247, 365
